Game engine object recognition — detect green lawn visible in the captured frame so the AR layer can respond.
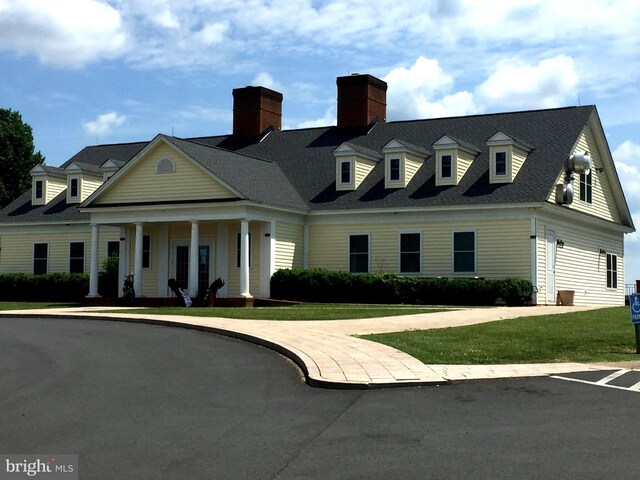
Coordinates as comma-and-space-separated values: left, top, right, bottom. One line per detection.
0, 302, 81, 310
362, 306, 637, 364
103, 304, 450, 320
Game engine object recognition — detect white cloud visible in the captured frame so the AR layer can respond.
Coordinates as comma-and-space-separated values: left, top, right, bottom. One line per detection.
84, 112, 126, 136
252, 72, 283, 92
288, 107, 336, 129
475, 56, 579, 111
196, 22, 228, 45
383, 56, 477, 120
0, 0, 126, 67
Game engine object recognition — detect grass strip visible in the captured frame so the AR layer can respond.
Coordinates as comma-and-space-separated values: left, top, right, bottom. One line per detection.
361, 307, 637, 364
99, 304, 449, 320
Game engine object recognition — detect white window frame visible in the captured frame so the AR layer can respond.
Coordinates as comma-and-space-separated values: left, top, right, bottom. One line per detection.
606, 253, 617, 289
389, 157, 401, 182
452, 230, 477, 275
35, 179, 44, 199
494, 150, 508, 176
398, 232, 422, 274
142, 234, 151, 269
340, 160, 352, 185
580, 171, 593, 204
33, 242, 49, 275
69, 176, 80, 199
348, 233, 370, 274
69, 241, 85, 274
441, 154, 453, 179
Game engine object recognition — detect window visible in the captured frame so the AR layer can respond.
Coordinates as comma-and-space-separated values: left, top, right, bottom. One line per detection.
156, 158, 175, 174
607, 253, 617, 289
580, 171, 592, 203
35, 180, 43, 199
349, 234, 369, 273
400, 233, 421, 273
441, 154, 452, 179
107, 241, 120, 258
340, 161, 351, 184
142, 235, 151, 269
453, 231, 475, 273
389, 158, 401, 181
69, 242, 85, 274
70, 178, 79, 198
495, 151, 507, 176
236, 232, 252, 268
33, 243, 48, 275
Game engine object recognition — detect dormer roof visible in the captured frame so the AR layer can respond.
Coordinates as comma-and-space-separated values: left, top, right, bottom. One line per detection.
432, 135, 481, 155
64, 161, 103, 177
486, 131, 533, 152
382, 138, 430, 157
30, 164, 65, 178
333, 142, 383, 161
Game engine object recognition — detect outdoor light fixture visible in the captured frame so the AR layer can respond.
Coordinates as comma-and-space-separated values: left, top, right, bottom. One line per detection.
594, 167, 604, 173
599, 248, 607, 256
556, 239, 565, 248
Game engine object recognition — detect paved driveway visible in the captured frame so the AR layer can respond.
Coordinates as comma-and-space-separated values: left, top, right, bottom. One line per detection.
2, 316, 640, 479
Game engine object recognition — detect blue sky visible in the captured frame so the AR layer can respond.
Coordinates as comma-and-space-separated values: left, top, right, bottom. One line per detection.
1, 0, 640, 283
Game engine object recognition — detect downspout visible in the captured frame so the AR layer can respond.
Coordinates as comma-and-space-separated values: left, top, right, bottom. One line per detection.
530, 215, 538, 305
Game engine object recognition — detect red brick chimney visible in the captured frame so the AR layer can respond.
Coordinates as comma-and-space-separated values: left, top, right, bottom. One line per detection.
232, 86, 283, 137
336, 74, 387, 129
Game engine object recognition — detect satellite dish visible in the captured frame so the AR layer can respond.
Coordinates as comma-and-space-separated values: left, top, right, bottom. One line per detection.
566, 152, 592, 175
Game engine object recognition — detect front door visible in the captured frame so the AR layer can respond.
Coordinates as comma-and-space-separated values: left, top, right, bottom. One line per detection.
172, 241, 214, 295
545, 229, 556, 304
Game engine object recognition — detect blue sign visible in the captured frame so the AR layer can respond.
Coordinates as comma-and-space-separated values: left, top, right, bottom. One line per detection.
630, 294, 640, 324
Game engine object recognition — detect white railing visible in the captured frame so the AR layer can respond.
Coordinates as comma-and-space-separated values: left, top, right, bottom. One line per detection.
625, 284, 637, 296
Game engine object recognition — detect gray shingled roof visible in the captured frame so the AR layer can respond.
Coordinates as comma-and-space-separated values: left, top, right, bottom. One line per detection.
3, 105, 627, 226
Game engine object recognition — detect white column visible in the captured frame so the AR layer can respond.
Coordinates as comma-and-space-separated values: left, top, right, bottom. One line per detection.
118, 226, 127, 298
157, 224, 170, 297
189, 220, 200, 297
216, 223, 229, 298
134, 222, 143, 295
88, 224, 100, 297
240, 219, 251, 297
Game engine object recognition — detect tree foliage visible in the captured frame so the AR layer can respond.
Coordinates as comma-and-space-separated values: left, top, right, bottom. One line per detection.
0, 109, 45, 207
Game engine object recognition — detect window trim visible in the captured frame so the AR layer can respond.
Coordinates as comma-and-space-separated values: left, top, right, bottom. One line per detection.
69, 177, 80, 199
494, 150, 508, 176
348, 233, 370, 274
580, 171, 593, 204
452, 230, 477, 274
69, 241, 85, 274
606, 253, 618, 289
399, 232, 422, 274
441, 154, 453, 179
236, 232, 252, 268
389, 157, 401, 182
33, 242, 49, 275
35, 180, 43, 199
142, 234, 151, 269
340, 160, 352, 185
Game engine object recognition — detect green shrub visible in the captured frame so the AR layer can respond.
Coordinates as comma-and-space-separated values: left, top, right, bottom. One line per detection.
270, 269, 533, 306
0, 273, 89, 302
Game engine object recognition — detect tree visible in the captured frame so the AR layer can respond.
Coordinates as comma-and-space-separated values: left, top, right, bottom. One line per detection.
0, 109, 45, 207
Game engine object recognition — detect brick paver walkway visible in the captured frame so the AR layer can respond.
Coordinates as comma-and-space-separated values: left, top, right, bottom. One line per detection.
1, 305, 611, 388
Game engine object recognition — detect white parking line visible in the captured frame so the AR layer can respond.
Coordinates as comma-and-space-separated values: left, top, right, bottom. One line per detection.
551, 369, 640, 393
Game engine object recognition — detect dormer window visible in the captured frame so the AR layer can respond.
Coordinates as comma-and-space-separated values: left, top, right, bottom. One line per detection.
35, 180, 43, 199
340, 160, 352, 184
70, 178, 79, 198
382, 139, 428, 189
389, 158, 401, 181
494, 151, 507, 176
441, 154, 452, 179
487, 132, 533, 184
333, 142, 381, 191
432, 135, 479, 186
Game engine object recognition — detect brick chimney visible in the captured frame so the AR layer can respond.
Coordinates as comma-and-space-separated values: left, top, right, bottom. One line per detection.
336, 74, 387, 129
232, 86, 283, 137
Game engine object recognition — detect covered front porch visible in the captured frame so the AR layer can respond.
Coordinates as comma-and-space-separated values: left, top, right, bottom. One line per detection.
86, 214, 276, 304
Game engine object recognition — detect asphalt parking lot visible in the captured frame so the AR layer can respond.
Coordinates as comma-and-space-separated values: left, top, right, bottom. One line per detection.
2, 316, 640, 479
